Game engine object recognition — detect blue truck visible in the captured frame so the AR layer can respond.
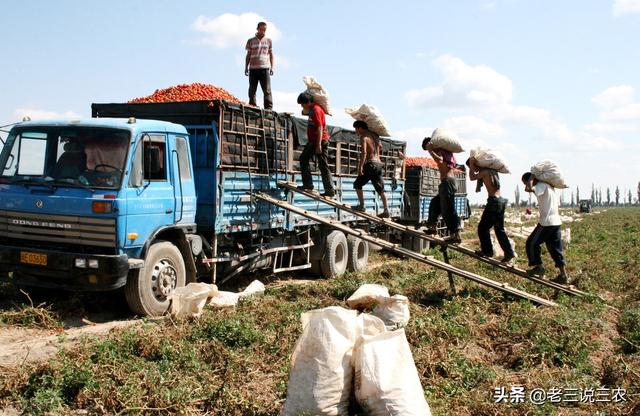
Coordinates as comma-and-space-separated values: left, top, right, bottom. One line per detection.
0, 100, 468, 316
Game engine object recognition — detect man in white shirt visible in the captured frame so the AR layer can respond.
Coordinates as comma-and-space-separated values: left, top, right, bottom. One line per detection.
522, 172, 569, 283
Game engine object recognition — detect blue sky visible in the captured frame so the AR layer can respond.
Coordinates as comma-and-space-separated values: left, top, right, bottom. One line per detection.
1, 0, 639, 203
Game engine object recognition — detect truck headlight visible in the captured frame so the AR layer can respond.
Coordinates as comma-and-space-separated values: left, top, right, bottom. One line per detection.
75, 258, 86, 268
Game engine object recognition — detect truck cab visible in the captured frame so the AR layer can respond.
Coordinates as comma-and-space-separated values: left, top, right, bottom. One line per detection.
0, 118, 197, 315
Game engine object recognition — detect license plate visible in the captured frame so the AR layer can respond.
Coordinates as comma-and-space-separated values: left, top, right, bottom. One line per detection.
20, 251, 47, 266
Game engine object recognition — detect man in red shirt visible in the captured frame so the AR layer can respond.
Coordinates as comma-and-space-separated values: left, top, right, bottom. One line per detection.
297, 92, 335, 197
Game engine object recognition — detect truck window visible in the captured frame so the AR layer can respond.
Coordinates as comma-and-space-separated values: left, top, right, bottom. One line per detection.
130, 135, 167, 186
175, 137, 192, 180
1, 133, 48, 176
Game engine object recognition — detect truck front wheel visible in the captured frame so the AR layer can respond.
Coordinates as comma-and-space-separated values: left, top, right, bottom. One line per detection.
125, 241, 186, 317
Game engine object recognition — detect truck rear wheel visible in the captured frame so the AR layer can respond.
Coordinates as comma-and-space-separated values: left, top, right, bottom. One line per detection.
320, 230, 348, 279
347, 234, 369, 273
125, 241, 186, 317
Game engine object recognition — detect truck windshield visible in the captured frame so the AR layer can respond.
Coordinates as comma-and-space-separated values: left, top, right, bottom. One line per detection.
0, 126, 130, 190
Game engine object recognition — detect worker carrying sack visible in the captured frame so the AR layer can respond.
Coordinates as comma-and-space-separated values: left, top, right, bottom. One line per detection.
470, 147, 510, 173
345, 104, 391, 137
303, 76, 332, 115
282, 306, 358, 416
530, 160, 569, 189
427, 128, 464, 153
353, 326, 432, 416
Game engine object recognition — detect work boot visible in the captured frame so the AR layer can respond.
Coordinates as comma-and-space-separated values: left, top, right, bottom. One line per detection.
378, 210, 390, 219
526, 265, 545, 277
551, 273, 569, 285
297, 185, 314, 192
353, 205, 366, 212
501, 253, 516, 267
444, 231, 461, 244
321, 190, 335, 198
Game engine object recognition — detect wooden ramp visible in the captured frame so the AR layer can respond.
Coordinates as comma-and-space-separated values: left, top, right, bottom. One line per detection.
276, 180, 586, 298
255, 190, 557, 307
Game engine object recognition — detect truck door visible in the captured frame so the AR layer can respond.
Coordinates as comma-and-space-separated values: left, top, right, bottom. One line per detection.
123, 134, 175, 248
170, 135, 196, 224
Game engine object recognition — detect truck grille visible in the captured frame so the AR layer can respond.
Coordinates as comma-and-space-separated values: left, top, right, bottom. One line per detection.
0, 210, 116, 248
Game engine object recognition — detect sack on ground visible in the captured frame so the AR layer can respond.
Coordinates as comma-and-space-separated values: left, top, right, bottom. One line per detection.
303, 76, 332, 115
372, 295, 410, 329
470, 147, 510, 173
345, 104, 391, 137
282, 306, 358, 416
429, 128, 464, 153
347, 284, 390, 309
167, 283, 218, 319
530, 160, 568, 189
353, 328, 432, 416
238, 280, 265, 298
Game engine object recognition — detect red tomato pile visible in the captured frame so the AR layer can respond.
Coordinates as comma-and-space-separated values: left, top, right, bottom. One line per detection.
405, 156, 438, 169
128, 83, 243, 104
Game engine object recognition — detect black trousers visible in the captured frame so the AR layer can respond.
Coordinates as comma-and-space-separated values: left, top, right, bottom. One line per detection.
478, 196, 514, 257
526, 224, 565, 267
427, 176, 460, 233
248, 68, 273, 109
300, 141, 334, 193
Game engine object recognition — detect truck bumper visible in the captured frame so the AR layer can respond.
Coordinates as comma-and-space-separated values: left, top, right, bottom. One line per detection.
0, 245, 130, 291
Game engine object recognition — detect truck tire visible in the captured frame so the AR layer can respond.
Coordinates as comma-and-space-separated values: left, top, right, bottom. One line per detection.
320, 230, 348, 279
125, 241, 186, 317
347, 234, 369, 273
402, 226, 430, 253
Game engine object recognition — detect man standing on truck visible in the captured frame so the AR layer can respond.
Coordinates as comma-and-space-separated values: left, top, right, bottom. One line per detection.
423, 137, 461, 243
245, 21, 274, 109
296, 92, 335, 197
353, 120, 390, 218
521, 172, 570, 284
467, 157, 516, 265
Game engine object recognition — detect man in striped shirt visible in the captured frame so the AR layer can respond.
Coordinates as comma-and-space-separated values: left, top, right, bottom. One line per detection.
245, 22, 274, 109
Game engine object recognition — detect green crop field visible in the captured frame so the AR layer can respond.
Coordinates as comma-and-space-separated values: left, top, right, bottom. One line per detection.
1, 208, 639, 415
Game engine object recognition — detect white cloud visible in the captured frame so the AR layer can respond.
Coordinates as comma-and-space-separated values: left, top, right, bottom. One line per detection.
591, 85, 634, 109
272, 90, 301, 115
405, 54, 512, 110
613, 0, 640, 16
588, 85, 640, 135
481, 1, 497, 9
12, 108, 80, 122
441, 115, 506, 142
584, 121, 640, 134
190, 13, 282, 49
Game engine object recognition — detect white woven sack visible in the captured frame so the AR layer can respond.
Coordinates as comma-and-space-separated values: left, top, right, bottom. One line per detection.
347, 284, 390, 309
345, 104, 391, 137
470, 147, 510, 174
167, 283, 218, 319
372, 295, 410, 330
531, 160, 569, 189
282, 306, 358, 416
429, 128, 464, 153
303, 75, 332, 115
353, 328, 432, 416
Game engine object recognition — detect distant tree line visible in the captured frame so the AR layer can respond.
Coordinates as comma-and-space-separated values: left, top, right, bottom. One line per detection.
512, 181, 640, 208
